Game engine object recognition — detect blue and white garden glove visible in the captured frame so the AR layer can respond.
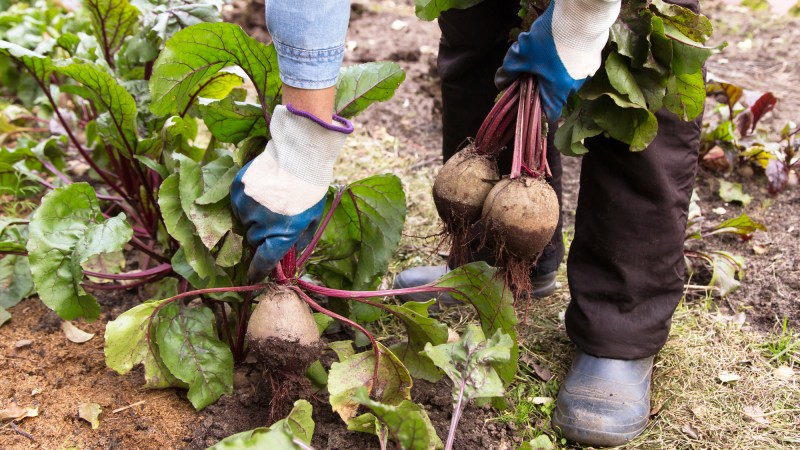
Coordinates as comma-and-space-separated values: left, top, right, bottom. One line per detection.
496, 0, 621, 121
231, 104, 353, 282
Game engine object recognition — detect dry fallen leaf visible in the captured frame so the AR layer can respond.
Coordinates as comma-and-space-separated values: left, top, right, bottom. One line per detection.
649, 400, 665, 417
691, 405, 707, 418
446, 328, 459, 343
743, 405, 770, 426
390, 20, 408, 31
718, 371, 741, 383
0, 401, 39, 421
752, 243, 768, 255
682, 423, 701, 440
78, 403, 102, 429
774, 366, 794, 381
532, 362, 553, 382
61, 321, 95, 343
711, 312, 746, 327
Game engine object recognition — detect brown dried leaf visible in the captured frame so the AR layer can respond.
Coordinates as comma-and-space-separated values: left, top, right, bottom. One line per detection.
718, 371, 740, 383
61, 321, 95, 343
743, 405, 770, 425
532, 362, 553, 382
682, 423, 701, 440
0, 402, 39, 421
773, 365, 794, 381
649, 400, 665, 417
14, 339, 32, 349
78, 402, 102, 429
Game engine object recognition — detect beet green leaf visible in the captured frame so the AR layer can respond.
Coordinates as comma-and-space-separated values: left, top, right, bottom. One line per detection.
27, 183, 132, 321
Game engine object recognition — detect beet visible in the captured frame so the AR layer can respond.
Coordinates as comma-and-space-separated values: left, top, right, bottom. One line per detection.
433, 148, 499, 226
481, 176, 559, 260
246, 286, 322, 374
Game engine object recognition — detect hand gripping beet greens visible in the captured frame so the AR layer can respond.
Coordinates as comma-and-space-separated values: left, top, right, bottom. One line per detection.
416, 0, 715, 155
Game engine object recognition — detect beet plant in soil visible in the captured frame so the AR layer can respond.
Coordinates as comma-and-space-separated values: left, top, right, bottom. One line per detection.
0, 0, 523, 444
682, 190, 766, 297
702, 80, 797, 194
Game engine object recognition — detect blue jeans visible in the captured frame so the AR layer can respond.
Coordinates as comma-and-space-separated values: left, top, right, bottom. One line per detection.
265, 0, 351, 89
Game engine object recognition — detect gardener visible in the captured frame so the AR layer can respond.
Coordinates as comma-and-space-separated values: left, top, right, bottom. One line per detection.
231, 0, 704, 447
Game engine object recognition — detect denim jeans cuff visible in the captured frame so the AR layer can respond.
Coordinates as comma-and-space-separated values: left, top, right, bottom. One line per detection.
274, 39, 344, 89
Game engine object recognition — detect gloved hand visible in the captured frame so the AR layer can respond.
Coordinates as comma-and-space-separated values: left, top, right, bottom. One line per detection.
496, 0, 621, 121
231, 104, 353, 282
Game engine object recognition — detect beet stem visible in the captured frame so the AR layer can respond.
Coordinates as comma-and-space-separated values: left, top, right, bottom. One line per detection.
296, 278, 452, 299
475, 78, 520, 150
511, 78, 528, 179
234, 291, 253, 360
83, 263, 172, 280
296, 187, 346, 269
479, 91, 520, 155
289, 286, 381, 397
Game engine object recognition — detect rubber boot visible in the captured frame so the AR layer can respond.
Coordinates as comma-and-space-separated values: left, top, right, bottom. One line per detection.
551, 349, 654, 447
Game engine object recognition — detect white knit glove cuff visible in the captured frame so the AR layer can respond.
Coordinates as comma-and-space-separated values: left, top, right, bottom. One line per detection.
242, 105, 353, 215
552, 0, 622, 79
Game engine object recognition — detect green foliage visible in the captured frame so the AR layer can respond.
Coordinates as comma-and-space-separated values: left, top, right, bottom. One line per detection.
414, 0, 485, 20
683, 192, 766, 297
207, 400, 314, 449
759, 318, 800, 365
555, 0, 713, 155
335, 62, 407, 118
27, 183, 132, 320
328, 342, 412, 423
85, 0, 140, 64
434, 263, 518, 384
423, 325, 512, 403
350, 388, 443, 450
387, 300, 449, 382
310, 175, 406, 322
718, 179, 752, 206
155, 302, 233, 410
0, 255, 34, 311
57, 61, 140, 156
149, 22, 280, 118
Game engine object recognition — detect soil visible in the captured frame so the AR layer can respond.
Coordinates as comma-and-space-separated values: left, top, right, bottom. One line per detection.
1, 0, 798, 449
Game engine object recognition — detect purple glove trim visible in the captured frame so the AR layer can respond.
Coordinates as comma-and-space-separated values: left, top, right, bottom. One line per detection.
285, 103, 354, 134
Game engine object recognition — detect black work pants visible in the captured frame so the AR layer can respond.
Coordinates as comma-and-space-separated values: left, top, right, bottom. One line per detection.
437, 0, 703, 359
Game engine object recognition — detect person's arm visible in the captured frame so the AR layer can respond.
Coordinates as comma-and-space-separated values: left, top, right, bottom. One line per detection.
497, 0, 621, 121
231, 0, 352, 282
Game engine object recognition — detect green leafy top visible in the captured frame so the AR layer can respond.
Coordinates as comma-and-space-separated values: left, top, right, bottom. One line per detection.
422, 325, 512, 403
149, 22, 280, 118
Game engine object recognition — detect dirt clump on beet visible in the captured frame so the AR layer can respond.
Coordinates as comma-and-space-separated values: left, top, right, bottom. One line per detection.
246, 285, 322, 374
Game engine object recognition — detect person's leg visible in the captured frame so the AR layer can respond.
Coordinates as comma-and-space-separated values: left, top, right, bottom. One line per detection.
554, 27, 703, 444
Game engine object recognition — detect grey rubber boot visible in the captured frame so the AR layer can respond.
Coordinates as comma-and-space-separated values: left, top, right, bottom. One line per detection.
392, 265, 557, 306
551, 349, 654, 447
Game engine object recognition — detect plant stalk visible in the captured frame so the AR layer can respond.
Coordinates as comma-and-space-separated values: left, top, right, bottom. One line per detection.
296, 187, 346, 269
296, 278, 452, 299
82, 263, 172, 280
290, 286, 381, 397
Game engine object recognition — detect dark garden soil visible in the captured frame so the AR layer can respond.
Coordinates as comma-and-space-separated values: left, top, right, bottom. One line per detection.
1, 0, 798, 449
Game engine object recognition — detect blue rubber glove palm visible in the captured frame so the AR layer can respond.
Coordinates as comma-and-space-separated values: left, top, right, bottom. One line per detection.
231, 104, 353, 282
497, 0, 621, 121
